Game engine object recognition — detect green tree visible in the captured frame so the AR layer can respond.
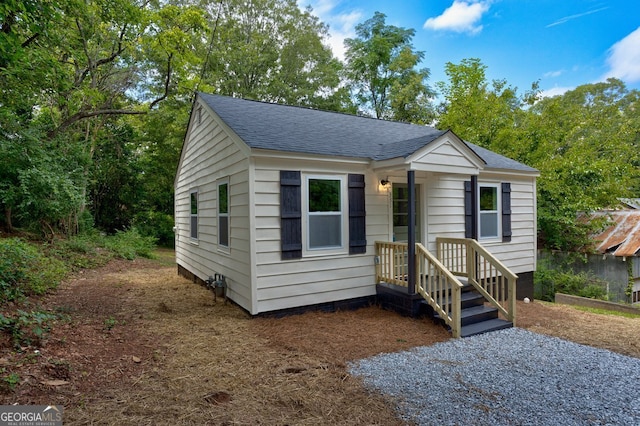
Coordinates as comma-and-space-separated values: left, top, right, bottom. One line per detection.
344, 12, 434, 122
528, 79, 640, 250
0, 0, 208, 235
436, 58, 538, 150
202, 0, 346, 109
436, 59, 640, 252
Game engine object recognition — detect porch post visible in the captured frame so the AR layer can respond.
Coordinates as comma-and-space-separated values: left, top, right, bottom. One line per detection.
407, 170, 416, 295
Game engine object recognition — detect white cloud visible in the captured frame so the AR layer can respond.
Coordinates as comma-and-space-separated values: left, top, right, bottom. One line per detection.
602, 27, 640, 83
543, 70, 564, 78
546, 7, 608, 28
423, 1, 491, 35
541, 86, 573, 98
299, 0, 363, 60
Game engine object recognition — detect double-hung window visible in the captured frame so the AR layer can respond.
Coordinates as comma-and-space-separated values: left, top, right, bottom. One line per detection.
305, 176, 346, 252
479, 184, 500, 239
190, 190, 198, 240
218, 180, 229, 248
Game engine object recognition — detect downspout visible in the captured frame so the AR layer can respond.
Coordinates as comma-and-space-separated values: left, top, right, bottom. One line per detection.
408, 170, 416, 295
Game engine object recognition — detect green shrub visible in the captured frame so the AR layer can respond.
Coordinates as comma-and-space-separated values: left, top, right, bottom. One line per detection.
0, 310, 59, 347
134, 210, 175, 248
45, 233, 113, 270
0, 238, 67, 302
534, 263, 608, 302
102, 228, 157, 260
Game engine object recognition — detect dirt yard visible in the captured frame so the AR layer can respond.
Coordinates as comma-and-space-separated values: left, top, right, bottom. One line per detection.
1, 250, 639, 425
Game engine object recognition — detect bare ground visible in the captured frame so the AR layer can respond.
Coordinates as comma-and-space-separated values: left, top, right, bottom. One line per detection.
1, 250, 638, 425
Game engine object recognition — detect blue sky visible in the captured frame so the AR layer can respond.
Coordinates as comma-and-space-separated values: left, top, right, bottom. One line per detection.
300, 0, 640, 97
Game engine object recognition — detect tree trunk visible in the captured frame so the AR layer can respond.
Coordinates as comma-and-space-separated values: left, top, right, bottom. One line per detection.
4, 206, 13, 233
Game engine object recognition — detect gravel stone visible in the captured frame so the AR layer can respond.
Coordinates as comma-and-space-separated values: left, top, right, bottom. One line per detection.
349, 328, 640, 425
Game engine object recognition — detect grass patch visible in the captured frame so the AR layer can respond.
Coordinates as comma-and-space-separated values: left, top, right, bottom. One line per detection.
571, 305, 640, 319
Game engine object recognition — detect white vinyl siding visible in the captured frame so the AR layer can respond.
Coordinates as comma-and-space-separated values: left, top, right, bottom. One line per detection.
425, 173, 536, 275
252, 159, 387, 313
174, 99, 252, 312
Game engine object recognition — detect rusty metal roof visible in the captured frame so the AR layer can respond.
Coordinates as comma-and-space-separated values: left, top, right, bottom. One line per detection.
587, 210, 640, 257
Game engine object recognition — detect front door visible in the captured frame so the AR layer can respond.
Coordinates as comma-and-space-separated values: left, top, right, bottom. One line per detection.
392, 183, 421, 243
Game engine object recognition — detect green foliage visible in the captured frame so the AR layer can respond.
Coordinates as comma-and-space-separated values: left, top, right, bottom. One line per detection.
103, 316, 117, 331
101, 228, 157, 260
0, 310, 59, 347
0, 238, 67, 302
534, 262, 608, 302
0, 368, 21, 392
134, 210, 175, 248
345, 11, 434, 122
436, 58, 537, 150
204, 0, 344, 109
572, 306, 640, 319
529, 80, 640, 251
47, 233, 112, 270
436, 58, 640, 252
88, 122, 142, 233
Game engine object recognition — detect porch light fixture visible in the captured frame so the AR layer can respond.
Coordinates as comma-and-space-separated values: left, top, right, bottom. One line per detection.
380, 179, 390, 187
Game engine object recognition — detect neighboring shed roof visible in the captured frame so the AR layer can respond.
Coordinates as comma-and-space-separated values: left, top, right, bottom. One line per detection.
198, 93, 537, 173
619, 198, 640, 209
587, 210, 640, 257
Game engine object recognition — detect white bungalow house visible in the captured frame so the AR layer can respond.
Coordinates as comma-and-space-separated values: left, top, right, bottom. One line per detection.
174, 93, 539, 337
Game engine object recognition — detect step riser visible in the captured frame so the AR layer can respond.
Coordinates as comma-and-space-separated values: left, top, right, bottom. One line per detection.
461, 309, 498, 326
461, 321, 513, 338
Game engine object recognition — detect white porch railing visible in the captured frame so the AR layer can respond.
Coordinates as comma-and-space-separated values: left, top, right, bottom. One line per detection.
436, 237, 517, 326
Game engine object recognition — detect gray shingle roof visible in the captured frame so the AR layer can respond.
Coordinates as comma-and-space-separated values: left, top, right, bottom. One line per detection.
198, 93, 537, 172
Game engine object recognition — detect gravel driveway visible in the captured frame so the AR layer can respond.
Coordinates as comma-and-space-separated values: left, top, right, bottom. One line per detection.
349, 328, 640, 425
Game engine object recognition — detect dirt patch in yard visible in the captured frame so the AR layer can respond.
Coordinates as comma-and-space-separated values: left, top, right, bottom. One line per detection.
1, 251, 638, 425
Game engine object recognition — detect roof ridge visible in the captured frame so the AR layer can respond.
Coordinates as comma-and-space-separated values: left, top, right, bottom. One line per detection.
197, 92, 438, 129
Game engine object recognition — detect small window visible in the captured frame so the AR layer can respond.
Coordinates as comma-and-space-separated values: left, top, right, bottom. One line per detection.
190, 191, 198, 239
218, 181, 229, 247
307, 177, 343, 250
479, 185, 499, 239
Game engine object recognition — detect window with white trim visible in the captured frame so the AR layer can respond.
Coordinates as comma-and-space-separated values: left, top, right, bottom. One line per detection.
218, 180, 229, 247
190, 190, 198, 240
479, 184, 500, 239
304, 175, 347, 252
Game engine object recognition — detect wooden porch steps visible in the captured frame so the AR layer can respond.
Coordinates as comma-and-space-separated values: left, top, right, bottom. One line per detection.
432, 284, 513, 338
460, 318, 513, 338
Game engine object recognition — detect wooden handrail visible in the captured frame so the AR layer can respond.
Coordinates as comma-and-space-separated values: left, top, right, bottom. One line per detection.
436, 237, 518, 326
415, 243, 463, 338
375, 241, 464, 338
375, 239, 516, 336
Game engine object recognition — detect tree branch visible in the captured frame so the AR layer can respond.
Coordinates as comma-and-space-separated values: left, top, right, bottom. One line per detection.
48, 109, 147, 139
74, 21, 129, 88
21, 32, 40, 48
149, 53, 173, 110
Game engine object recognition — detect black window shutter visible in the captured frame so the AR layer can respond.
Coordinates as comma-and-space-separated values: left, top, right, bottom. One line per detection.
464, 177, 478, 239
280, 171, 302, 259
464, 181, 473, 238
501, 182, 512, 242
348, 174, 367, 254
